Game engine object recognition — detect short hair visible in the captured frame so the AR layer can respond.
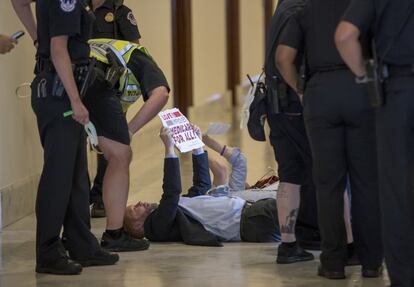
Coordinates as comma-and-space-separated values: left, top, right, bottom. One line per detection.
124, 208, 146, 239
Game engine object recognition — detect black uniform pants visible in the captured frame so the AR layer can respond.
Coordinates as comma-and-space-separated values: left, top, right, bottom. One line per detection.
378, 76, 414, 287
304, 70, 383, 270
90, 153, 107, 204
267, 112, 320, 244
31, 74, 100, 265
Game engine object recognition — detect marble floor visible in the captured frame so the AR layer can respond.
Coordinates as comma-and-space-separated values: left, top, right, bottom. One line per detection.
0, 102, 389, 287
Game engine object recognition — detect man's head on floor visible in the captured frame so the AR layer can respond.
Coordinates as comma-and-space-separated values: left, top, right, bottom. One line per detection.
124, 201, 158, 239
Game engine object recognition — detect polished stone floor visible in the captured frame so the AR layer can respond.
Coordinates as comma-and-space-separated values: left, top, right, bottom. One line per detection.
0, 102, 390, 287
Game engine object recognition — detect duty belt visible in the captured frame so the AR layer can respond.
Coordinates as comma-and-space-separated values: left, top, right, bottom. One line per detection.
310, 64, 348, 75
386, 64, 414, 78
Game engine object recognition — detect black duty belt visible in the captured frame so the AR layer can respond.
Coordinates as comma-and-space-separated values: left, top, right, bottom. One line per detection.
387, 65, 414, 78
310, 64, 348, 75
36, 58, 89, 74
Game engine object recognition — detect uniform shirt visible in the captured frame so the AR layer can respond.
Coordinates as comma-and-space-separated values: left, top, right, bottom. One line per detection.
343, 0, 414, 66
93, 0, 141, 41
280, 0, 352, 73
178, 196, 246, 242
36, 0, 94, 62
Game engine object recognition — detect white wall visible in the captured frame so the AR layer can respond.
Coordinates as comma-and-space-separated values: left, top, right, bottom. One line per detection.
240, 0, 265, 82
192, 0, 227, 106
0, 1, 42, 190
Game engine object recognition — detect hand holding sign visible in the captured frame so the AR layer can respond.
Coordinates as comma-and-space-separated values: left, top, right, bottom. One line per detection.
158, 108, 204, 153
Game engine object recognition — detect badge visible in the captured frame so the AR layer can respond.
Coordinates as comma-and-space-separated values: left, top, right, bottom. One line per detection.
127, 11, 137, 26
104, 12, 114, 23
60, 0, 77, 13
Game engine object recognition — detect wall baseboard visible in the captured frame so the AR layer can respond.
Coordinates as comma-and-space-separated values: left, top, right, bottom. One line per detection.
0, 174, 40, 230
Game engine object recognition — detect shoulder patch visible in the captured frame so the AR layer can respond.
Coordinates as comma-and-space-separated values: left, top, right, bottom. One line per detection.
60, 0, 77, 12
127, 11, 137, 26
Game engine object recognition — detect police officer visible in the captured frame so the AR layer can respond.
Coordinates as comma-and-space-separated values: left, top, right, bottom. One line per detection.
336, 1, 414, 286
276, 0, 383, 279
28, 0, 118, 275
84, 38, 169, 251
90, 0, 141, 218
265, 0, 316, 264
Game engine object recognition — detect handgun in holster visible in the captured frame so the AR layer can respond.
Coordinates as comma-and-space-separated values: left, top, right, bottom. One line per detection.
276, 79, 289, 109
364, 41, 388, 108
105, 49, 126, 89
297, 69, 307, 97
266, 76, 280, 115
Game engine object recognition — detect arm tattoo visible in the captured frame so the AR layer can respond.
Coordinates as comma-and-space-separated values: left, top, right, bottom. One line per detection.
280, 208, 299, 234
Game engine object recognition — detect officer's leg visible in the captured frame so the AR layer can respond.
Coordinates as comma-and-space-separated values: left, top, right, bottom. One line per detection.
90, 153, 108, 218
344, 101, 383, 272
35, 115, 81, 265
377, 77, 414, 286
304, 85, 348, 271
98, 137, 132, 230
90, 153, 107, 204
64, 132, 101, 259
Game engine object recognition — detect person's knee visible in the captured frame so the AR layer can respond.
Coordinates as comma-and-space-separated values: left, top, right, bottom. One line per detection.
104, 144, 132, 167
210, 158, 228, 185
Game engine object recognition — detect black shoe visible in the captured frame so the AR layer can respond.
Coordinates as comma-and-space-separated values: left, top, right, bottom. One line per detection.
362, 265, 383, 278
276, 243, 314, 264
36, 256, 82, 275
91, 202, 106, 218
74, 249, 119, 267
346, 244, 360, 266
101, 231, 150, 252
318, 265, 346, 280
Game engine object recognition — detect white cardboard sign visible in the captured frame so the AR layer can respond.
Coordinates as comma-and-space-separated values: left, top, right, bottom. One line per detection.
158, 108, 204, 153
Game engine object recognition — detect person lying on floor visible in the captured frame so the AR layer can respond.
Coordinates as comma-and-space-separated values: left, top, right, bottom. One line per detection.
123, 127, 281, 246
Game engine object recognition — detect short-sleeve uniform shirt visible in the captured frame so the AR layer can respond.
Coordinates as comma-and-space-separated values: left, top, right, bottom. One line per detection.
342, 0, 414, 65
92, 0, 141, 40
279, 0, 352, 73
36, 0, 95, 62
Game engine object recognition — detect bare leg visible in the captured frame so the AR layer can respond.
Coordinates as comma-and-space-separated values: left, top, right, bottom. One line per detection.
98, 137, 132, 230
277, 182, 301, 243
208, 156, 228, 186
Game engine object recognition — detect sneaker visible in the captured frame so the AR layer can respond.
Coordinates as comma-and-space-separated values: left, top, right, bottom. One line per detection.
74, 249, 119, 267
318, 265, 346, 279
101, 231, 150, 252
91, 202, 106, 218
276, 242, 314, 264
36, 256, 82, 275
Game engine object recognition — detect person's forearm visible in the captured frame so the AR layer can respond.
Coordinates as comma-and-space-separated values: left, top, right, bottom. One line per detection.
277, 62, 299, 93
50, 37, 81, 104
165, 146, 177, 158
11, 0, 37, 42
129, 90, 169, 134
335, 22, 366, 77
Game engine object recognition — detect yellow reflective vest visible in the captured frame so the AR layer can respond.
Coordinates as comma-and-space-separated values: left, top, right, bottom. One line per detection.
89, 38, 152, 112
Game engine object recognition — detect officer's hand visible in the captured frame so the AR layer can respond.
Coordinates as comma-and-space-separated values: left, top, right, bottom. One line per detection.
71, 100, 89, 125
0, 35, 17, 54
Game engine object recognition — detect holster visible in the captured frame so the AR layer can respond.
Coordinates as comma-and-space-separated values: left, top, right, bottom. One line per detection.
365, 59, 386, 108
104, 49, 126, 88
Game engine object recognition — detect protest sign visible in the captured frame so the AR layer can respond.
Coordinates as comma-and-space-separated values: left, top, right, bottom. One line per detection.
158, 108, 204, 153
